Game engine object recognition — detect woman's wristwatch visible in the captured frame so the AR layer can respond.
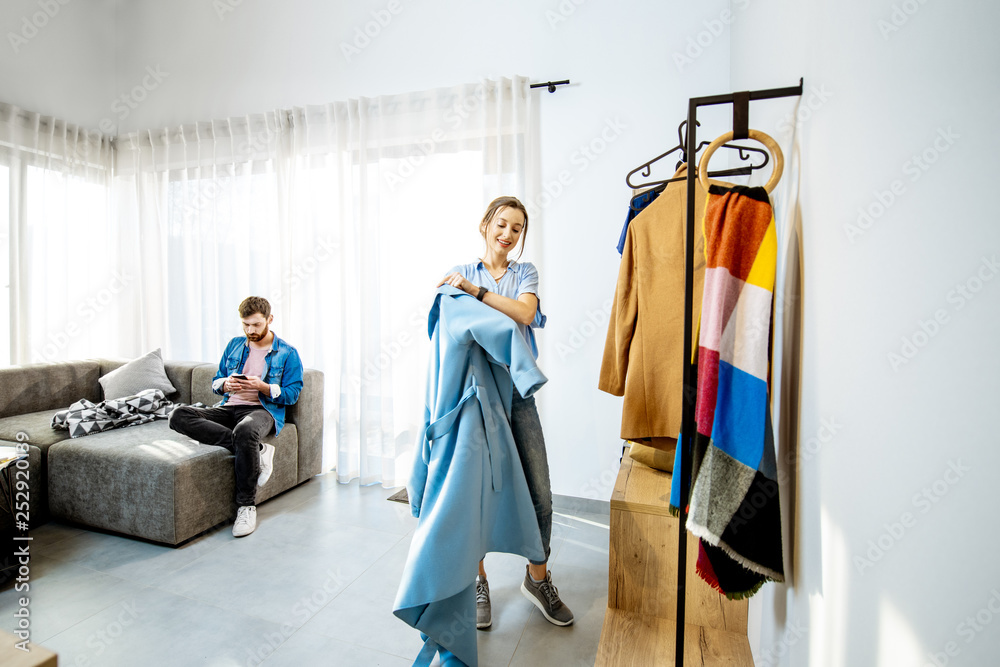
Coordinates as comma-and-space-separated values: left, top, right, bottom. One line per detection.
476, 286, 488, 301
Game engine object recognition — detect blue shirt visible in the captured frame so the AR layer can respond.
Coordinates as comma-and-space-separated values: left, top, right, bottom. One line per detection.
449, 260, 547, 359
212, 334, 304, 434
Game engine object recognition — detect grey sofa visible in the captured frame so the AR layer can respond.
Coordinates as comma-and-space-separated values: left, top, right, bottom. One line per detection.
0, 359, 323, 545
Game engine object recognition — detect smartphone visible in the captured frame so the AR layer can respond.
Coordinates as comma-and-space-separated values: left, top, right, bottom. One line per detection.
232, 374, 247, 380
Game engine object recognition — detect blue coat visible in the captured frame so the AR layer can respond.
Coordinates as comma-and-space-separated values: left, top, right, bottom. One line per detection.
393, 285, 546, 667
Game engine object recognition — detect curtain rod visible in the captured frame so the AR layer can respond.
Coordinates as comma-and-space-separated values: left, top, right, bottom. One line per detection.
529, 80, 570, 93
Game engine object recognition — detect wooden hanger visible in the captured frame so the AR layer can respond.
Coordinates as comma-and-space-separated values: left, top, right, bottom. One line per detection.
697, 129, 783, 193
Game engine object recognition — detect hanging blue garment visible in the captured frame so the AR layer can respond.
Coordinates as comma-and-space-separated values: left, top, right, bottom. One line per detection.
393, 285, 546, 667
618, 188, 661, 255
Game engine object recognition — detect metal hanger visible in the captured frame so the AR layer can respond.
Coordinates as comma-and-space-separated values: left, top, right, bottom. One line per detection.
625, 120, 770, 192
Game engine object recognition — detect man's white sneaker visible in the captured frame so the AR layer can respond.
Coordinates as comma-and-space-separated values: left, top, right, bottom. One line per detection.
258, 443, 275, 487
233, 505, 257, 537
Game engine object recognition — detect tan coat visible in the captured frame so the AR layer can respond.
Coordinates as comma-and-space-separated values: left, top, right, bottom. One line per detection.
599, 170, 707, 440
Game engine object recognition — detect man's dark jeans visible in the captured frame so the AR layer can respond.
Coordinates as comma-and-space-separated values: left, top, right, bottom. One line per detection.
168, 405, 275, 507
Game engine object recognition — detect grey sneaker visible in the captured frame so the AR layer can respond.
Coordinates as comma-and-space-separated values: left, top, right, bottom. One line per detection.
258, 443, 275, 487
521, 567, 574, 626
233, 505, 257, 537
476, 575, 492, 629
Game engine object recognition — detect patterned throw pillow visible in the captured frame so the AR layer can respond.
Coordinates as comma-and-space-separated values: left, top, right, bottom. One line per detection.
99, 349, 177, 400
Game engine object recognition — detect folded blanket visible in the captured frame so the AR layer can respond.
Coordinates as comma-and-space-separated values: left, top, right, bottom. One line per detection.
52, 388, 184, 438
671, 184, 784, 599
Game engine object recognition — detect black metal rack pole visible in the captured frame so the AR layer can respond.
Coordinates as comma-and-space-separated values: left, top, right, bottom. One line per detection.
675, 78, 803, 667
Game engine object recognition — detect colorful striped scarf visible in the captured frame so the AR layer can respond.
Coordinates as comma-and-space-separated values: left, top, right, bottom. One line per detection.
671, 183, 784, 599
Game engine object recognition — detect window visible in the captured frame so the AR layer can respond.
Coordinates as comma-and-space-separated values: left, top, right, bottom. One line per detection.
24, 165, 115, 363
164, 166, 281, 361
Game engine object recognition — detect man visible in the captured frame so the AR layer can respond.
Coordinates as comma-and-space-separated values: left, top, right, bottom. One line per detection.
169, 296, 304, 537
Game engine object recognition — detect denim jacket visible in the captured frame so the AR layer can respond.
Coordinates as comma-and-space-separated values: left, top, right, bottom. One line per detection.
393, 286, 546, 667
212, 334, 304, 434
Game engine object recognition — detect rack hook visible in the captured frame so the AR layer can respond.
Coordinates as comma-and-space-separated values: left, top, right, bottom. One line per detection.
677, 120, 701, 161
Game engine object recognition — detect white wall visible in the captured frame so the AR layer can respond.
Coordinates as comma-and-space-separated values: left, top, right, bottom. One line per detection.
0, 0, 116, 129
732, 1, 1000, 666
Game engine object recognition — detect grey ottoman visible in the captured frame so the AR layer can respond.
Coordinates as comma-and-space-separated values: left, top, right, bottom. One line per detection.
47, 419, 298, 545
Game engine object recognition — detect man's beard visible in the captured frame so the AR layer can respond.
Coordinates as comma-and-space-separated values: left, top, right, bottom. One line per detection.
247, 324, 269, 342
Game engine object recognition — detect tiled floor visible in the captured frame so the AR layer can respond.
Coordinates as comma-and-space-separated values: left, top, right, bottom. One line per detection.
0, 474, 610, 666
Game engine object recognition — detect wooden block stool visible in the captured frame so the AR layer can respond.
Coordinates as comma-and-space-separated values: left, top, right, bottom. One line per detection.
596, 449, 754, 666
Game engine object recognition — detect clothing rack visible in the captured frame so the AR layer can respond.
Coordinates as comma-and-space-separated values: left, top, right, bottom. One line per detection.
674, 79, 803, 666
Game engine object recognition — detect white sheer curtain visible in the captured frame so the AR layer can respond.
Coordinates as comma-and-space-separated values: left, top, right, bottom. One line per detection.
0, 103, 117, 367
115, 76, 539, 487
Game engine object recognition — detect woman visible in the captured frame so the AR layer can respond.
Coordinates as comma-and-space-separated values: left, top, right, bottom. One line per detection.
436, 195, 574, 629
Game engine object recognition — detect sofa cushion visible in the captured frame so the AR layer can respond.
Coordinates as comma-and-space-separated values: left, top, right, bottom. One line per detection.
47, 419, 299, 545
0, 361, 101, 418
288, 369, 325, 483
102, 360, 202, 406
161, 362, 201, 405
0, 410, 72, 450
191, 365, 221, 407
99, 349, 177, 400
